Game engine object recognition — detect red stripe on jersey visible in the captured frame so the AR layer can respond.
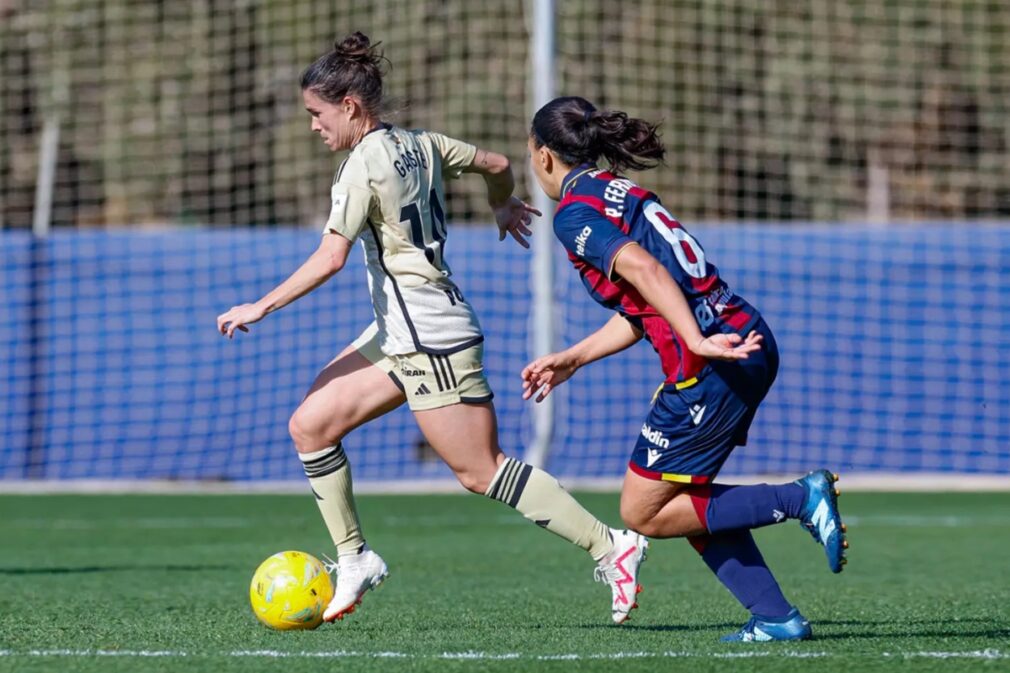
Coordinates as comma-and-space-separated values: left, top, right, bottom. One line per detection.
639, 315, 709, 383
560, 192, 629, 233
628, 185, 651, 199
724, 307, 752, 331
559, 193, 606, 212
617, 284, 652, 315
575, 259, 625, 303
690, 276, 719, 293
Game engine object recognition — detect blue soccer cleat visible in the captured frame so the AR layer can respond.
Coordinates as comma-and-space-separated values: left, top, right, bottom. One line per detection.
796, 469, 848, 573
721, 608, 812, 642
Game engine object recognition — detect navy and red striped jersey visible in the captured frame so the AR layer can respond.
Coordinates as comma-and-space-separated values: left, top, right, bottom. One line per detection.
553, 164, 761, 384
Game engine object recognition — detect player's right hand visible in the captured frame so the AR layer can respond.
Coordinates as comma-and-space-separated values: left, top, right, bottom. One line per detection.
521, 351, 579, 402
493, 196, 540, 249
692, 330, 763, 361
216, 303, 264, 339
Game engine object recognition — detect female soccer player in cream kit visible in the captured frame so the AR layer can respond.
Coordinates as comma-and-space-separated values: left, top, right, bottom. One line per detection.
217, 34, 647, 625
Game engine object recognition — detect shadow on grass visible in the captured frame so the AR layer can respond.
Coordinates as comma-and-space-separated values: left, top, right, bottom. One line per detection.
811, 617, 1010, 641
579, 622, 739, 632
610, 617, 1010, 640
816, 618, 998, 626
0, 564, 234, 575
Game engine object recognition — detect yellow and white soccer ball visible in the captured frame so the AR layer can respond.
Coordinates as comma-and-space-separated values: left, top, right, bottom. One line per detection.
249, 550, 334, 630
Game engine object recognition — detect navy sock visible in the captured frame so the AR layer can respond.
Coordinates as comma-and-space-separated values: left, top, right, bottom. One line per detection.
689, 530, 792, 619
692, 483, 806, 534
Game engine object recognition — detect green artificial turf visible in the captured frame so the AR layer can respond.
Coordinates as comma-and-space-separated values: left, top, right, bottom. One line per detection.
1, 492, 1008, 672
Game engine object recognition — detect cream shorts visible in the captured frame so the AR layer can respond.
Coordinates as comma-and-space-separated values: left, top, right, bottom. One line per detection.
351, 323, 494, 411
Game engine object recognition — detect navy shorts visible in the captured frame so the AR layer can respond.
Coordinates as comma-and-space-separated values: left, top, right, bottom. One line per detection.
629, 319, 779, 484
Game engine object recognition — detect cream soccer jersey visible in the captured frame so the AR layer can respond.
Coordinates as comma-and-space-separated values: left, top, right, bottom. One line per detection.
323, 124, 483, 355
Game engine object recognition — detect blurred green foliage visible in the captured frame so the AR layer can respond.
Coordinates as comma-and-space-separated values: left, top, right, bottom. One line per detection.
1, 0, 1007, 228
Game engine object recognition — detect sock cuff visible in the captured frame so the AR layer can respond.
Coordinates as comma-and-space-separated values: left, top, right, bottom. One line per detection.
300, 443, 347, 478
484, 457, 533, 507
298, 444, 343, 462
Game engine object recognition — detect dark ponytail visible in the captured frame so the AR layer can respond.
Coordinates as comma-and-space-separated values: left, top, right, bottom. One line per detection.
300, 32, 390, 117
531, 96, 665, 173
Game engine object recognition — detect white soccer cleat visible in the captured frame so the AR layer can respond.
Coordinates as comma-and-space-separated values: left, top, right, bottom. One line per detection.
322, 546, 389, 623
593, 529, 649, 624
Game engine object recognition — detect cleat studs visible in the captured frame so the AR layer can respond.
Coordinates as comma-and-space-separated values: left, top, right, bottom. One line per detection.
832, 473, 839, 482
834, 487, 841, 496
843, 540, 849, 549
841, 523, 847, 533
636, 585, 643, 594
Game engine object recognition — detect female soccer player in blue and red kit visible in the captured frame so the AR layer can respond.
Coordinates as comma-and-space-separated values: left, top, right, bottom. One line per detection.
522, 97, 848, 642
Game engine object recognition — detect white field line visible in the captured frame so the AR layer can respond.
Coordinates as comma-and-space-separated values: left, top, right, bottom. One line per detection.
898, 650, 1007, 659
0, 649, 1006, 660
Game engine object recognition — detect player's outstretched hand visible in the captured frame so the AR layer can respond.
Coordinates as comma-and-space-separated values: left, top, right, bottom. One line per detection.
692, 330, 763, 361
521, 351, 578, 403
216, 303, 265, 339
493, 196, 540, 249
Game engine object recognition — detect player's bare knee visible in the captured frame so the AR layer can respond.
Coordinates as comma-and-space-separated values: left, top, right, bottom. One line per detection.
620, 502, 650, 533
620, 500, 676, 537
629, 519, 655, 537
287, 412, 314, 453
289, 406, 342, 454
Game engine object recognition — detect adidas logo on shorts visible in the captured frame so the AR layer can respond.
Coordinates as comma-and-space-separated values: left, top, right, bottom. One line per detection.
414, 383, 431, 396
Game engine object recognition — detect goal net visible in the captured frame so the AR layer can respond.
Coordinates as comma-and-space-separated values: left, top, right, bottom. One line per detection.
2, 1, 1008, 484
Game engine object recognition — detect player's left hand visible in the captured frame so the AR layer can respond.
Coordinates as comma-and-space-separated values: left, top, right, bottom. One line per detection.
692, 330, 763, 361
493, 196, 540, 249
216, 303, 266, 339
521, 351, 579, 402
